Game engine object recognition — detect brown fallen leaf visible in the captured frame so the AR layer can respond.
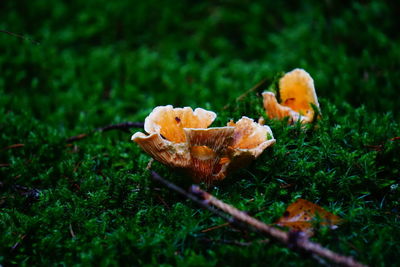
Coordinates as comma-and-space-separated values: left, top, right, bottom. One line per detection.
276, 199, 341, 236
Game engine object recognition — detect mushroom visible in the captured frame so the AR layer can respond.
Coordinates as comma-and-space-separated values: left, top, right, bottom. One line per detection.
132, 105, 275, 183
262, 69, 320, 124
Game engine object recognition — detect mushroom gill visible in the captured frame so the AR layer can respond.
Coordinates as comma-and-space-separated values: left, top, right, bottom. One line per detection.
132, 106, 275, 183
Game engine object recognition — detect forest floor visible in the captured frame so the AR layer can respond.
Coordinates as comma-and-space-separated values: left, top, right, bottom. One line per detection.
1, 1, 399, 266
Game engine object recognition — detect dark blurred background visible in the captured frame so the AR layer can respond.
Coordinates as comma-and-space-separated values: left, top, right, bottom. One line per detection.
1, 0, 399, 127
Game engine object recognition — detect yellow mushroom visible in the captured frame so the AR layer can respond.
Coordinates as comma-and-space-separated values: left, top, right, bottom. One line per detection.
262, 69, 320, 123
132, 105, 275, 183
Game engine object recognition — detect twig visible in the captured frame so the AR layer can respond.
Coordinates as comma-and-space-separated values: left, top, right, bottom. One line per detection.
191, 185, 366, 267
389, 136, 400, 141
2, 144, 25, 150
146, 159, 154, 170
150, 171, 236, 225
156, 194, 171, 210
10, 234, 27, 252
66, 134, 88, 143
199, 237, 269, 247
12, 184, 40, 200
0, 30, 40, 45
151, 171, 367, 267
69, 224, 76, 238
96, 122, 144, 132
66, 122, 144, 143
223, 78, 268, 110
201, 222, 229, 233
365, 136, 400, 151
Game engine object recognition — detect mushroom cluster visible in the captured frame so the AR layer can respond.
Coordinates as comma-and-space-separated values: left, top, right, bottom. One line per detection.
262, 69, 320, 124
132, 105, 275, 183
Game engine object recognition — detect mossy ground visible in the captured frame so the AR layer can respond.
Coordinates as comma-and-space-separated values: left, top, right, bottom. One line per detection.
1, 1, 400, 266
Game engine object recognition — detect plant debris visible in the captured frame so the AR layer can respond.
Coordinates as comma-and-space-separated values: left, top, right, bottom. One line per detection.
276, 199, 341, 236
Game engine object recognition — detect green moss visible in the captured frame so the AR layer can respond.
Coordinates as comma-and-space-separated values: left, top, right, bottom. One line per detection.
1, 0, 400, 266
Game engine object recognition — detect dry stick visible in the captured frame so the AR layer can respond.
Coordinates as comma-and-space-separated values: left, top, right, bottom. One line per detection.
156, 194, 171, 210
201, 222, 230, 233
2, 144, 25, 150
200, 237, 269, 247
365, 136, 400, 151
151, 171, 367, 267
66, 133, 89, 143
223, 78, 268, 110
69, 224, 76, 238
0, 29, 40, 45
151, 171, 237, 225
11, 234, 27, 252
96, 122, 144, 132
66, 122, 144, 143
191, 186, 367, 267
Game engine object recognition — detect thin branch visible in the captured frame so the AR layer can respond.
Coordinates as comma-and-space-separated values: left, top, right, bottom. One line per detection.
156, 194, 171, 210
96, 122, 144, 132
66, 122, 144, 143
365, 136, 400, 151
69, 224, 76, 238
66, 134, 88, 143
389, 136, 400, 141
0, 30, 40, 45
151, 171, 367, 267
10, 234, 27, 252
223, 78, 268, 110
201, 222, 229, 233
150, 171, 237, 225
12, 184, 40, 200
2, 144, 25, 150
199, 237, 269, 247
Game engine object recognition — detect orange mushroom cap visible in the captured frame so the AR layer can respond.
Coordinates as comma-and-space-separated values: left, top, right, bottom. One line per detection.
132, 105, 275, 183
262, 69, 320, 124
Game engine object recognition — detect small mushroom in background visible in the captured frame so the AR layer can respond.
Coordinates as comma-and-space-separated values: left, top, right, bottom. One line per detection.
132, 105, 275, 184
262, 68, 320, 124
